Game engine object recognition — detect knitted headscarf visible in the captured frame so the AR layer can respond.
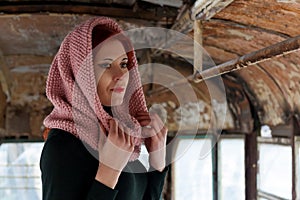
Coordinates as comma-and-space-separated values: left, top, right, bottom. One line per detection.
44, 17, 148, 161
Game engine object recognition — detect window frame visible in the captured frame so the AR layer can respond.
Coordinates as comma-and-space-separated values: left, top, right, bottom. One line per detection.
295, 136, 300, 200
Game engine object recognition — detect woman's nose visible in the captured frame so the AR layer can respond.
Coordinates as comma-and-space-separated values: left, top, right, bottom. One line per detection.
112, 65, 126, 81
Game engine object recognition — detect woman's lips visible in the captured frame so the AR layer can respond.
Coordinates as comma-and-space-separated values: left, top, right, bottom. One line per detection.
111, 87, 125, 93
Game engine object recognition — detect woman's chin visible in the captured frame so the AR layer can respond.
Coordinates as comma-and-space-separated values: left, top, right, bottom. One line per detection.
110, 99, 124, 106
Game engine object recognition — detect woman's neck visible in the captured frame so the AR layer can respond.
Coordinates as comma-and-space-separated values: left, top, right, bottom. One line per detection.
102, 105, 113, 116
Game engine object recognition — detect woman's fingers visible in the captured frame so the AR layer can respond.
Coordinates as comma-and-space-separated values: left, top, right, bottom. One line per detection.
137, 120, 151, 127
108, 119, 134, 152
141, 126, 156, 138
136, 111, 162, 129
118, 121, 130, 142
147, 113, 165, 137
124, 126, 133, 148
137, 111, 167, 139
117, 121, 125, 139
98, 119, 137, 171
109, 119, 118, 137
135, 111, 150, 116
135, 113, 151, 127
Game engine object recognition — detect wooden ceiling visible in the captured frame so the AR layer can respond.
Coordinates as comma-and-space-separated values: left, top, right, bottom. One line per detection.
0, 0, 300, 138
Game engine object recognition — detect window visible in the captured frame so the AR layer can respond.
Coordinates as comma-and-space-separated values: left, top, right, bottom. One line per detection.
257, 139, 292, 199
172, 137, 213, 199
218, 137, 245, 199
0, 142, 43, 200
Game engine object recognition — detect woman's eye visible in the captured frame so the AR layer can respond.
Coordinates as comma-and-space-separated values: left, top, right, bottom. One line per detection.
98, 63, 111, 68
120, 62, 128, 68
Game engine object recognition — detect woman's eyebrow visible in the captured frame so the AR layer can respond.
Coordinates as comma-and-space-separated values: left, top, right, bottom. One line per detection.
99, 57, 128, 62
102, 58, 113, 62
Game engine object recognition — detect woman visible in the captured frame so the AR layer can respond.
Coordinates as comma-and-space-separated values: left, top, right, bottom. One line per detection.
40, 17, 168, 200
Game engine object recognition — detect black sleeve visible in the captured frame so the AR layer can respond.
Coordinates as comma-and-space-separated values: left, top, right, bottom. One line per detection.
143, 166, 168, 200
86, 180, 118, 200
40, 129, 119, 200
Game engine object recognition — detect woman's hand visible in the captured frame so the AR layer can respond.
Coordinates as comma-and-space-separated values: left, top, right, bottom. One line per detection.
96, 119, 135, 188
98, 119, 135, 170
135, 111, 168, 172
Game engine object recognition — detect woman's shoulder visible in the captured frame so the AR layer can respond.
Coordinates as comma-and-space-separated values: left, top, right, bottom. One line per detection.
46, 128, 76, 140
44, 129, 79, 152
41, 128, 97, 163
42, 129, 80, 157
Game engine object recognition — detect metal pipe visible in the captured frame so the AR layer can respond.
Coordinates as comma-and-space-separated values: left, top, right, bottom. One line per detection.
147, 35, 300, 96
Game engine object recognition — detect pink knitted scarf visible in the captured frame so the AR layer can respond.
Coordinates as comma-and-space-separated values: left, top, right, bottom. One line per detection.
44, 17, 148, 161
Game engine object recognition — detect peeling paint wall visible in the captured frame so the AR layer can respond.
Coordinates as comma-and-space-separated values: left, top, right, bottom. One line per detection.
212, 99, 234, 129
0, 54, 54, 138
174, 101, 211, 131
262, 52, 300, 114
146, 98, 235, 133
238, 67, 288, 126
0, 14, 93, 56
10, 70, 49, 107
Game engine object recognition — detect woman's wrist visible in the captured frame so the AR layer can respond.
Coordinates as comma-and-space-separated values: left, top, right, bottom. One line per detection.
149, 153, 166, 172
95, 163, 121, 189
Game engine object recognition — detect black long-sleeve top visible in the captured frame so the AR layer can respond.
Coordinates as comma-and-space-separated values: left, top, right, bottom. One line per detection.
40, 129, 168, 200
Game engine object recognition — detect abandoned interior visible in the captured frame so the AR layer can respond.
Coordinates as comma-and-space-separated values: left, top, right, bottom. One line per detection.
0, 0, 300, 199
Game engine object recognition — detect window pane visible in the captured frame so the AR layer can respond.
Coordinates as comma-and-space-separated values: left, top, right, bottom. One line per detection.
0, 142, 43, 200
173, 138, 213, 200
258, 143, 292, 199
218, 138, 245, 199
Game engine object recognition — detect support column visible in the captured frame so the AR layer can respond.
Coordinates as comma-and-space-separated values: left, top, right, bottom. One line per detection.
0, 50, 11, 102
245, 131, 257, 200
0, 50, 9, 134
0, 82, 6, 129
193, 20, 203, 77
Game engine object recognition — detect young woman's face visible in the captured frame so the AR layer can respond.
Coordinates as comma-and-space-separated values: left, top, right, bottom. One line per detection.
93, 39, 129, 106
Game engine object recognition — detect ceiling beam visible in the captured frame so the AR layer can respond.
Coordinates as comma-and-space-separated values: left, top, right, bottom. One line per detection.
141, 0, 182, 8
192, 0, 235, 20
113, 0, 136, 6
147, 35, 300, 96
170, 4, 194, 34
0, 3, 177, 21
193, 35, 300, 81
